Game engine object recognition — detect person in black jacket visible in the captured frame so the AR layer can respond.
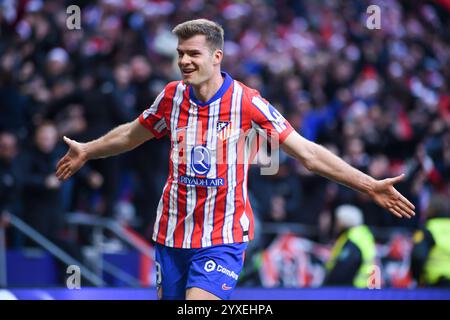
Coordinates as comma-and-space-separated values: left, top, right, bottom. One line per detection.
0, 132, 23, 247
21, 122, 83, 283
21, 122, 66, 242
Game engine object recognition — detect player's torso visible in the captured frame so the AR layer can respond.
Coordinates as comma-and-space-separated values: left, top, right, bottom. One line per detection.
154, 80, 255, 248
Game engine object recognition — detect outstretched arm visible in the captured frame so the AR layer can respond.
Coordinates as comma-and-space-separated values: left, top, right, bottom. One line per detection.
56, 119, 154, 181
281, 131, 415, 218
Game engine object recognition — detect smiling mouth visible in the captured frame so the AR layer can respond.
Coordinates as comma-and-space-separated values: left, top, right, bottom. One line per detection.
182, 69, 195, 76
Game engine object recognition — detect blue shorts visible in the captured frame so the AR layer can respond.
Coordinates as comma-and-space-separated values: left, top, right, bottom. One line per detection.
154, 242, 247, 300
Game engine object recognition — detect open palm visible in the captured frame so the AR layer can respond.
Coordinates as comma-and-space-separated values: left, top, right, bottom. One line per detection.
56, 136, 88, 181
370, 174, 415, 219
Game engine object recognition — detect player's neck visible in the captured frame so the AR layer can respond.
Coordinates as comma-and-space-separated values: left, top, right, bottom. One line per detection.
191, 71, 224, 104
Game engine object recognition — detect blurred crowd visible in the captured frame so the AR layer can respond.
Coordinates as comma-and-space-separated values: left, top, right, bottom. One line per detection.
1, 0, 449, 255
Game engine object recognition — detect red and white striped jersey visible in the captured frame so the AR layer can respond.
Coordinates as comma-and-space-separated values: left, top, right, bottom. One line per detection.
138, 72, 294, 248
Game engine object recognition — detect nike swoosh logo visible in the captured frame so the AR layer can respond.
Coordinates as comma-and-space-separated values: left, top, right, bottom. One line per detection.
222, 283, 232, 291
176, 125, 190, 132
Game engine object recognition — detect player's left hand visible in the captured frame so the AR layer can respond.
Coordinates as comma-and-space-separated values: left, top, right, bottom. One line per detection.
369, 174, 415, 219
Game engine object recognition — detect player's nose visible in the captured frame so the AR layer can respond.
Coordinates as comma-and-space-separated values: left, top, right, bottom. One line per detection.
179, 55, 191, 67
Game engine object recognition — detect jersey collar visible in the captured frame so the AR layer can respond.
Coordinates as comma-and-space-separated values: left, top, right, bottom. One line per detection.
188, 71, 233, 107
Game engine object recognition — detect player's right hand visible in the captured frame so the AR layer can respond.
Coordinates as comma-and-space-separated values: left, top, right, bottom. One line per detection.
56, 136, 88, 181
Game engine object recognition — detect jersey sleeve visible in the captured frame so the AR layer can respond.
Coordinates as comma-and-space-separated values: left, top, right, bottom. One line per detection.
249, 94, 294, 144
138, 88, 170, 139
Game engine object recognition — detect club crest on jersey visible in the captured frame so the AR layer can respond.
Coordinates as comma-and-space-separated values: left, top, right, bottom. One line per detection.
217, 121, 232, 140
191, 145, 211, 175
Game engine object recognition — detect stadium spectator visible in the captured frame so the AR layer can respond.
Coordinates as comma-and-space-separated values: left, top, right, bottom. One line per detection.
0, 132, 23, 248
21, 122, 66, 242
411, 194, 450, 287
324, 204, 377, 287
20, 122, 82, 283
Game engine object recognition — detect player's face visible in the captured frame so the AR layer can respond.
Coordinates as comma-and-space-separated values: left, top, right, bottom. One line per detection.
177, 35, 222, 86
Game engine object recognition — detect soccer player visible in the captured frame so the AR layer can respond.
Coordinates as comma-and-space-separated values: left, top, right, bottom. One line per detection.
56, 19, 415, 300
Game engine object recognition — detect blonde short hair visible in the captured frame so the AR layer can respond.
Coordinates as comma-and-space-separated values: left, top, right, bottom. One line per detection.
172, 19, 224, 51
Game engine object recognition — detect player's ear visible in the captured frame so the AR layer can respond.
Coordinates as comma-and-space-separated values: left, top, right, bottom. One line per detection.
213, 49, 223, 65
